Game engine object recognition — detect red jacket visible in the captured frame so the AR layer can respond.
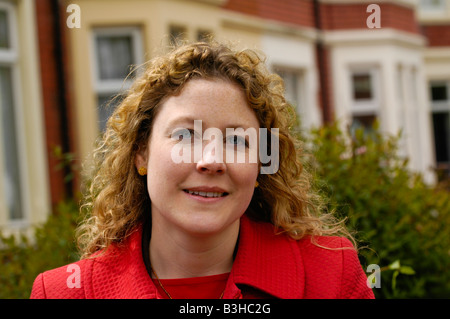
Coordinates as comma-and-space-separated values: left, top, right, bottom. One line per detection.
30, 215, 374, 299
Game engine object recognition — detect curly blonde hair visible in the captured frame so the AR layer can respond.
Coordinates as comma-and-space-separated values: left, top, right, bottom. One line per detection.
77, 41, 353, 258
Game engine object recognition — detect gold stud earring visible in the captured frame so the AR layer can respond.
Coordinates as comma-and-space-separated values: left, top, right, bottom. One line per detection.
138, 167, 147, 176
254, 181, 259, 188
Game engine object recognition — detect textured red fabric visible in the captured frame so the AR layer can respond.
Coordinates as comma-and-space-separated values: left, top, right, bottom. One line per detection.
30, 215, 374, 299
152, 273, 229, 299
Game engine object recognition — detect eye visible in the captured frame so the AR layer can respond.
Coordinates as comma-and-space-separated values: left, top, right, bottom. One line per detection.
226, 135, 248, 148
172, 128, 194, 142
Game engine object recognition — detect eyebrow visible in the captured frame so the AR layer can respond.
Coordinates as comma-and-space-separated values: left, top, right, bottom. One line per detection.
166, 116, 257, 130
166, 116, 197, 128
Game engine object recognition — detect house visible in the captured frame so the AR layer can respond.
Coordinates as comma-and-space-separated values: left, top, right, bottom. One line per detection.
0, 0, 448, 233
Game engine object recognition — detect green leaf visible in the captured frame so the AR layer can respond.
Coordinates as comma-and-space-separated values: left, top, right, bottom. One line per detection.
399, 266, 416, 275
388, 260, 401, 270
392, 270, 399, 291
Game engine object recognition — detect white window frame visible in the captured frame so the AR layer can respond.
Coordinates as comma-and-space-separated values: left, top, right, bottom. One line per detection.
349, 67, 380, 117
430, 81, 450, 167
273, 65, 305, 125
0, 1, 30, 227
0, 2, 18, 62
91, 26, 144, 132
91, 26, 144, 96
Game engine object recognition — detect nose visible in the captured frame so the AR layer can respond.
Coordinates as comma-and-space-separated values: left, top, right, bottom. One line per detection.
196, 141, 226, 175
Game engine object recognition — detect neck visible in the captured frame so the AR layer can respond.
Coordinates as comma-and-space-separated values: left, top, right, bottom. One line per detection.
149, 217, 240, 279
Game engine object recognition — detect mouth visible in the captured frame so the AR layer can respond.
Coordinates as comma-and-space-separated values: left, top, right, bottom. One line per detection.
183, 187, 229, 198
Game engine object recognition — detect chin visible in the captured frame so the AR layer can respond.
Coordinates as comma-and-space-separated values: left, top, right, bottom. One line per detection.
180, 214, 239, 237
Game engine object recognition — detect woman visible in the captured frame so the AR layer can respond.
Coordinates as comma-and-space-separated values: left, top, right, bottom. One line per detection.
30, 42, 374, 299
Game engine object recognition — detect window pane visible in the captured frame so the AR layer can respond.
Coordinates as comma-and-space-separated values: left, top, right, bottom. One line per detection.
420, 0, 446, 10
277, 69, 299, 108
351, 114, 377, 137
432, 112, 450, 163
353, 74, 373, 100
0, 66, 23, 220
169, 25, 187, 45
97, 94, 124, 132
197, 30, 213, 42
431, 84, 448, 101
96, 35, 134, 80
0, 9, 10, 49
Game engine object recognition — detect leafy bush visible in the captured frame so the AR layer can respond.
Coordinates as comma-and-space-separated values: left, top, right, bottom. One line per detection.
305, 122, 450, 298
0, 200, 80, 299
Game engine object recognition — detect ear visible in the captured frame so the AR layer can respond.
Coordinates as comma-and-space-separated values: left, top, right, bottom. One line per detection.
134, 144, 148, 171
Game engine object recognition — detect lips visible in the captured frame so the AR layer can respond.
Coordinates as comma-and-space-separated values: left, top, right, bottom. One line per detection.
183, 186, 229, 198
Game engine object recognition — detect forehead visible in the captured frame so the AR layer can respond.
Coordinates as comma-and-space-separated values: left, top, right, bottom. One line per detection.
153, 78, 260, 129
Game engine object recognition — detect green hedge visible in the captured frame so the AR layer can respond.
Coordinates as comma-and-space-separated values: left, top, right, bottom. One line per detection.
1, 123, 449, 298
306, 123, 450, 298
0, 200, 80, 299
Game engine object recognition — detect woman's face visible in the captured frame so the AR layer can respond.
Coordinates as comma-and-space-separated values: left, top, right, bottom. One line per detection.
136, 78, 260, 237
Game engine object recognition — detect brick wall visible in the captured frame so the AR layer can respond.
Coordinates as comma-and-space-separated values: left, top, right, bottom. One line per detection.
223, 0, 316, 28
316, 44, 334, 123
224, 1, 420, 34
35, 0, 76, 206
422, 24, 450, 47
319, 2, 420, 34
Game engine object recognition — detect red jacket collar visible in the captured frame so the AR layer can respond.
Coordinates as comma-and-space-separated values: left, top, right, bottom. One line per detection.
228, 215, 305, 299
91, 214, 305, 299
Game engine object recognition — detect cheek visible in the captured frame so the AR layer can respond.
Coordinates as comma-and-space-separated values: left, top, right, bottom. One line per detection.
146, 133, 179, 172
231, 163, 259, 193
146, 143, 173, 191
146, 145, 192, 193
232, 164, 259, 217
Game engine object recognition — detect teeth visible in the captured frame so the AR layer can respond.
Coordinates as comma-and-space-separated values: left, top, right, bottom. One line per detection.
187, 190, 224, 198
